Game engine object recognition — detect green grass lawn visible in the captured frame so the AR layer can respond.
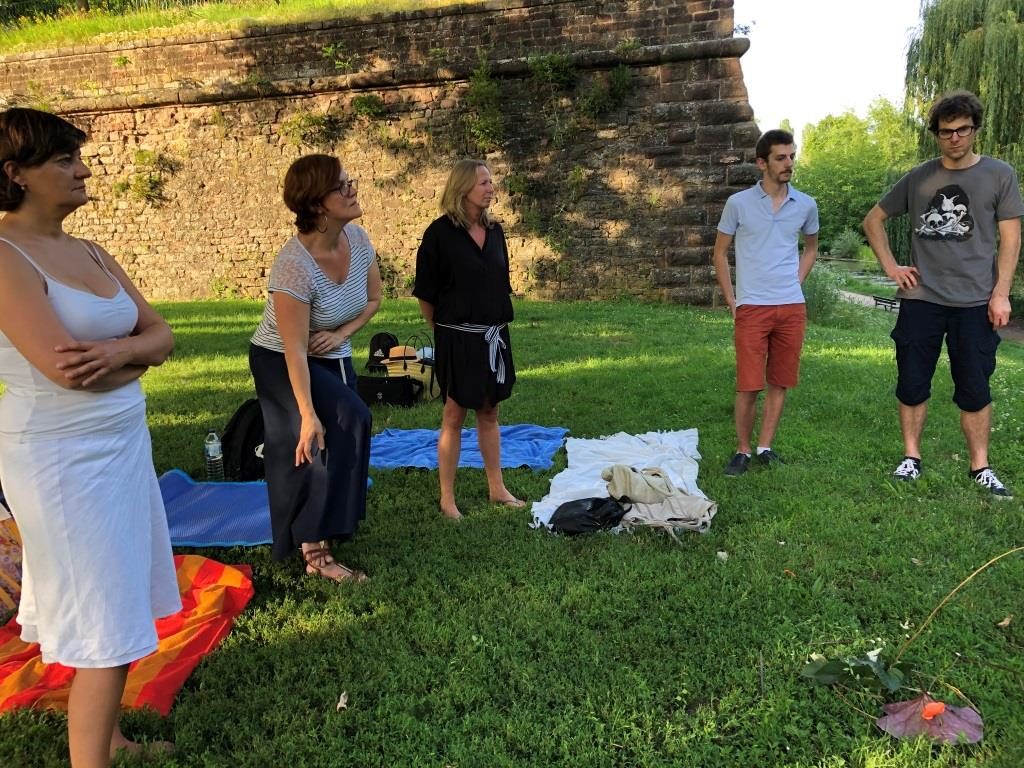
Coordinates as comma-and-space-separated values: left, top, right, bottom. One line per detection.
0, 0, 472, 53
836, 274, 898, 300
2, 298, 1023, 767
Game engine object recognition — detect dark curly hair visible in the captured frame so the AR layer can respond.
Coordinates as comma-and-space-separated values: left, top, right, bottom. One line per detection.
0, 108, 87, 211
928, 90, 984, 134
282, 154, 342, 234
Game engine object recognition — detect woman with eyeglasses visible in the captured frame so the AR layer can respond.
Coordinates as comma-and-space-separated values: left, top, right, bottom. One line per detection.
414, 159, 522, 519
250, 154, 379, 582
0, 107, 180, 766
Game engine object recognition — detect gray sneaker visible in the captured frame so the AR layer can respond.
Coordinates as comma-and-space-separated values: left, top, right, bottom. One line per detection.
970, 467, 1013, 499
724, 452, 751, 476
756, 449, 784, 467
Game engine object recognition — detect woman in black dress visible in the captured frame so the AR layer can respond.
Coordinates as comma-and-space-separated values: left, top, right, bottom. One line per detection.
414, 159, 522, 519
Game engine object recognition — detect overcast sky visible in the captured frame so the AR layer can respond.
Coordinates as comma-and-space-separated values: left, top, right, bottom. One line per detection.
732, 0, 923, 142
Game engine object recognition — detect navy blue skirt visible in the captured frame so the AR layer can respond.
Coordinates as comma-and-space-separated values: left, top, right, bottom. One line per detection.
249, 344, 371, 561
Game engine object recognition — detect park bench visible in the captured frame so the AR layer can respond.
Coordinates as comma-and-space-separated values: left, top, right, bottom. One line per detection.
873, 295, 900, 312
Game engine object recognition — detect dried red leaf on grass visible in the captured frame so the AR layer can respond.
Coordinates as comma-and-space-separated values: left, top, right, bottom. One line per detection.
877, 694, 983, 744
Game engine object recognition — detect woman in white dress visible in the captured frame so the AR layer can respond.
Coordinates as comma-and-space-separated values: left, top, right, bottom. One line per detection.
0, 108, 180, 767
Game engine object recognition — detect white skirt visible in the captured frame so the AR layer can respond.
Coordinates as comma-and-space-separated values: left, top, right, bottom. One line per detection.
0, 401, 180, 668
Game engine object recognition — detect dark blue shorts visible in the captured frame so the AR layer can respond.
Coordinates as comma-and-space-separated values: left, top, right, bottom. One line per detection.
890, 299, 1000, 412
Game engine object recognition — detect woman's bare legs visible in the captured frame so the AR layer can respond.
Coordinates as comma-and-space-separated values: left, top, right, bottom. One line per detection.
68, 664, 127, 768
477, 403, 522, 506
439, 397, 468, 518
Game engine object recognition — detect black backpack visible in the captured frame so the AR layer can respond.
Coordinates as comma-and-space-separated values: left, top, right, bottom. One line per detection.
221, 399, 265, 481
366, 332, 399, 374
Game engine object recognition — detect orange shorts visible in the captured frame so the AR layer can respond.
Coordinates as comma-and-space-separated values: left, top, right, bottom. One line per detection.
734, 303, 807, 392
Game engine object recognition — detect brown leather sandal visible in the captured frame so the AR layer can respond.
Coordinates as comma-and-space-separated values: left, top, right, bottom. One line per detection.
302, 543, 368, 583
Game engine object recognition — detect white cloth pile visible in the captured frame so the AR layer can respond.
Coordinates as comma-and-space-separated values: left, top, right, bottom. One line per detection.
530, 429, 707, 529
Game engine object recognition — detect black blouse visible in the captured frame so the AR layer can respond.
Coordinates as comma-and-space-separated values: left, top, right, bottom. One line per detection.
413, 215, 514, 325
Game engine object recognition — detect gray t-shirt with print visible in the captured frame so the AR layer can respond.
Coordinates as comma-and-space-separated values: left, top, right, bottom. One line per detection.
880, 156, 1024, 307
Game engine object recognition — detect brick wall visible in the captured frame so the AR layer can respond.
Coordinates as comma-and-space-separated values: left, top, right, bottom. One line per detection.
0, 0, 757, 304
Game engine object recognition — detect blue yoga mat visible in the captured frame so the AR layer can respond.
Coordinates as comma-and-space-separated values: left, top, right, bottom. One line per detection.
160, 469, 272, 547
160, 472, 375, 548
161, 424, 565, 547
369, 424, 568, 470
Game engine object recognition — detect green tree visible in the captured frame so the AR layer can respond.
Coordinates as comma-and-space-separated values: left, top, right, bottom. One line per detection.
793, 99, 918, 250
906, 0, 1024, 167
905, 0, 1024, 277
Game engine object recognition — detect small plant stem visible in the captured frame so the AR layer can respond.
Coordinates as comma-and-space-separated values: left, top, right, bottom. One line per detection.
893, 546, 1024, 663
758, 650, 765, 698
940, 680, 979, 711
833, 688, 877, 721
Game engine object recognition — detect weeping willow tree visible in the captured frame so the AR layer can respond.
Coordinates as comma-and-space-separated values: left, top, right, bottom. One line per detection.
902, 0, 1024, 268
907, 0, 1024, 165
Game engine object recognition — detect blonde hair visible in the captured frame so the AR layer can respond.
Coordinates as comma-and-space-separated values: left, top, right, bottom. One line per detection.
440, 159, 493, 230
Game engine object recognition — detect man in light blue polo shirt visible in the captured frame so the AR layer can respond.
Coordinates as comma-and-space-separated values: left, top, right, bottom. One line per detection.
713, 129, 819, 476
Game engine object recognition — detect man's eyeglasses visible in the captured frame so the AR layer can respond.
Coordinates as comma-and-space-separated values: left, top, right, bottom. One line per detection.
935, 125, 976, 140
328, 179, 358, 196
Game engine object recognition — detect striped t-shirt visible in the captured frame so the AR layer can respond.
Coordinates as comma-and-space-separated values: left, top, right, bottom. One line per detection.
251, 224, 375, 359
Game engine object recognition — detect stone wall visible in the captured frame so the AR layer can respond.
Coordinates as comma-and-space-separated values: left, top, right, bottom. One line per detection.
0, 0, 757, 304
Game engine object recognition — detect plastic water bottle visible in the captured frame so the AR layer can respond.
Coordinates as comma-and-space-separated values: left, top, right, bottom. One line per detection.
204, 430, 224, 481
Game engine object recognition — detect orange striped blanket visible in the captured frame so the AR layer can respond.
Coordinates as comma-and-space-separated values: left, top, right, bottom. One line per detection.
0, 518, 20, 620
0, 554, 253, 715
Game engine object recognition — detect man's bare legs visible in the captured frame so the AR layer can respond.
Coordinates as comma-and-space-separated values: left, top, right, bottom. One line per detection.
961, 404, 991, 471
898, 401, 928, 459
757, 383, 788, 449
735, 385, 787, 453
438, 397, 468, 518
734, 391, 759, 454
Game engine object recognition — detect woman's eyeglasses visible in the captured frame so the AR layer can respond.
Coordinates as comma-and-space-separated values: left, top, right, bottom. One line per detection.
328, 179, 358, 197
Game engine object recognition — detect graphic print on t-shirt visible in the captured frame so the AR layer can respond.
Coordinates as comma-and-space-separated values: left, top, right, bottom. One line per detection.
916, 184, 974, 240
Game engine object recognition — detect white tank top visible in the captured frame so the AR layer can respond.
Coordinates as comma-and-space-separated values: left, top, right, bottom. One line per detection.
0, 237, 144, 440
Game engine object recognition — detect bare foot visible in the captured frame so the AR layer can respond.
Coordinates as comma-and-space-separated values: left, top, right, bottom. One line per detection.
110, 725, 174, 759
440, 504, 463, 520
489, 494, 525, 508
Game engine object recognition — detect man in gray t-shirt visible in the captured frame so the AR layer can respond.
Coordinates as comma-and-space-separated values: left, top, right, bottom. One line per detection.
863, 90, 1024, 498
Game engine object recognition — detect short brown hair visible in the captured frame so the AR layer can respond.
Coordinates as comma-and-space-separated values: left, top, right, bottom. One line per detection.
440, 158, 493, 230
282, 154, 342, 234
0, 108, 87, 211
755, 129, 795, 161
928, 90, 984, 134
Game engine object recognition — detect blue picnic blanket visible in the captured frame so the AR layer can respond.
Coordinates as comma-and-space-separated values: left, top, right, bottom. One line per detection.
369, 424, 568, 470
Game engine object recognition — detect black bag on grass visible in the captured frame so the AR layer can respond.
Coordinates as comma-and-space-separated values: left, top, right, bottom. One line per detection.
357, 375, 423, 407
221, 399, 265, 481
549, 497, 627, 535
